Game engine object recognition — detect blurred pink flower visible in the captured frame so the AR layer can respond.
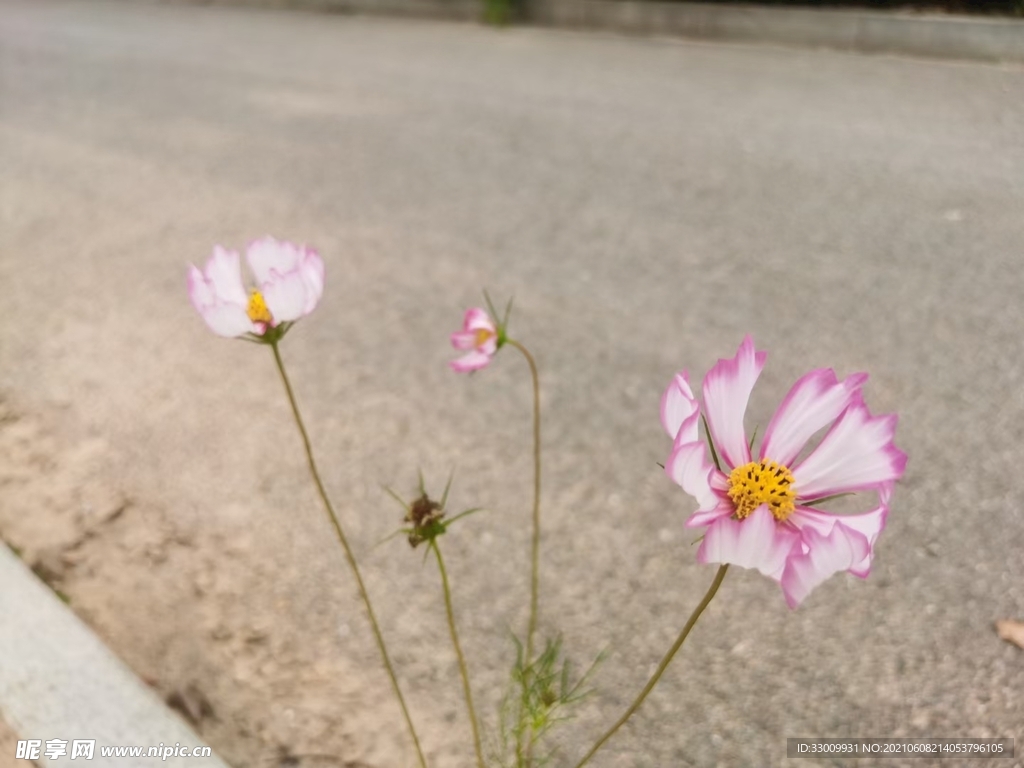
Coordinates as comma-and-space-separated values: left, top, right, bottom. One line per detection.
187, 237, 324, 339
450, 308, 498, 372
662, 336, 906, 608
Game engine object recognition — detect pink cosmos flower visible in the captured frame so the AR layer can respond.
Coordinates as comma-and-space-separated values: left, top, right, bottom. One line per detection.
450, 308, 499, 372
661, 336, 906, 608
187, 237, 324, 339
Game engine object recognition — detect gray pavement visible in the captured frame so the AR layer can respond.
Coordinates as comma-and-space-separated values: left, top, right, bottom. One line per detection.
2, 1, 1024, 766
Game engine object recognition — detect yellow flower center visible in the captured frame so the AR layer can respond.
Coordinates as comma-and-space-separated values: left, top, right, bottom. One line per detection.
474, 328, 494, 346
246, 289, 272, 324
727, 460, 797, 522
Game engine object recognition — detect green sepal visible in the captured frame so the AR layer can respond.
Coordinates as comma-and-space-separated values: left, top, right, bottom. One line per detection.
383, 471, 485, 550
701, 413, 722, 472
482, 288, 513, 350
801, 492, 856, 508
245, 321, 294, 346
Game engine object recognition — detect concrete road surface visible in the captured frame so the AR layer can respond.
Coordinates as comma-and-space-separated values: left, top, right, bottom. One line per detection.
2, 1, 1023, 766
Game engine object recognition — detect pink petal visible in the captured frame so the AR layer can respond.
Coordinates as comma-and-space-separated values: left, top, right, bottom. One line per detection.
780, 524, 871, 608
480, 334, 498, 355
696, 505, 798, 579
685, 496, 734, 528
793, 404, 907, 498
463, 308, 496, 333
261, 269, 309, 323
760, 369, 867, 466
702, 336, 766, 471
786, 506, 836, 537
660, 371, 700, 445
788, 484, 890, 578
665, 440, 719, 512
449, 350, 492, 373
810, 485, 891, 578
451, 331, 479, 351
246, 237, 301, 286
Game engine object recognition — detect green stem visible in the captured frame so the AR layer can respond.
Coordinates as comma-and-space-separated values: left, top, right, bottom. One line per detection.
432, 542, 485, 768
507, 338, 542, 765
572, 565, 729, 768
270, 342, 428, 768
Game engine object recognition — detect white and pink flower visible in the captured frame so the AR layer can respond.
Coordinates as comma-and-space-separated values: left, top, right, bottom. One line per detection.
449, 308, 499, 373
187, 237, 324, 339
661, 336, 906, 608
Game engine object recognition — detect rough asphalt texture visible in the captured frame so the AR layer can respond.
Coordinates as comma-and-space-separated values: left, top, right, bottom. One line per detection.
2, 1, 1023, 766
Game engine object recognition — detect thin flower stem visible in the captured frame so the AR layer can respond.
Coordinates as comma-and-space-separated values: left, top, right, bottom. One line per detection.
507, 339, 542, 659
431, 542, 486, 768
571, 565, 730, 768
270, 342, 428, 768
506, 338, 542, 765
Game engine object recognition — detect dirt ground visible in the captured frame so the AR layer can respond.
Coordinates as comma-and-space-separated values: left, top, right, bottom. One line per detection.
0, 393, 428, 768
0, 714, 33, 768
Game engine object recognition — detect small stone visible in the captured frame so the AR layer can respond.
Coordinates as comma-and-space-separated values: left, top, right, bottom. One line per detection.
166, 684, 215, 726
31, 548, 67, 586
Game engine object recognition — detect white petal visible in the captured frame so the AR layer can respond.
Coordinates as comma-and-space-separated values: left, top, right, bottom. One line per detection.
665, 441, 718, 512
300, 249, 325, 314
246, 237, 301, 286
188, 259, 252, 337
702, 336, 766, 470
793, 404, 907, 498
660, 371, 700, 445
187, 264, 215, 311
697, 505, 798, 579
205, 247, 248, 305
262, 270, 309, 323
780, 524, 870, 608
760, 369, 867, 466
200, 302, 255, 338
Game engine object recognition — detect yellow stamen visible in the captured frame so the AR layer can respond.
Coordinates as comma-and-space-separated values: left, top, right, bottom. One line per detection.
727, 459, 796, 522
247, 289, 272, 324
474, 328, 493, 346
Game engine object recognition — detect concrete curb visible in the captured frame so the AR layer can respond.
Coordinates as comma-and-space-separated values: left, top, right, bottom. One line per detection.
184, 0, 1024, 63
204, 0, 482, 21
0, 545, 230, 768
524, 0, 1024, 62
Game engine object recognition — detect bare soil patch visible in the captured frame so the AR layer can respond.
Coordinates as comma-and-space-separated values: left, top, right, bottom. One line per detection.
0, 394, 414, 768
